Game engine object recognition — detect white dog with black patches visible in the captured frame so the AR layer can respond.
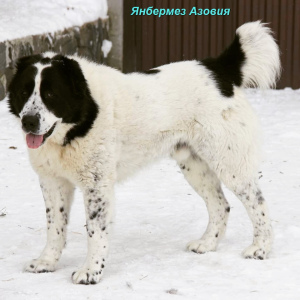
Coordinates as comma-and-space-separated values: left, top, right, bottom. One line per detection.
7, 21, 280, 284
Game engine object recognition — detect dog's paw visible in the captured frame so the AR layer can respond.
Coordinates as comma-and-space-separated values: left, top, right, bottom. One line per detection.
24, 259, 56, 273
186, 239, 217, 254
71, 268, 103, 285
242, 245, 268, 260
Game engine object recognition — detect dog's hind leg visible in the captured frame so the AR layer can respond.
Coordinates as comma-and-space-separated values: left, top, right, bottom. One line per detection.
223, 178, 273, 260
24, 177, 74, 273
173, 148, 230, 253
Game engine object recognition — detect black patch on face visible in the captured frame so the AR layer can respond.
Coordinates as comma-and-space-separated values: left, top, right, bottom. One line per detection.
200, 34, 246, 97
41, 55, 99, 145
140, 69, 160, 75
7, 65, 38, 116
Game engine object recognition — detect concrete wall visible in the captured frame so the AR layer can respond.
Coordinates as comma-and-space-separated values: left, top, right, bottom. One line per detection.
0, 18, 109, 100
107, 0, 123, 70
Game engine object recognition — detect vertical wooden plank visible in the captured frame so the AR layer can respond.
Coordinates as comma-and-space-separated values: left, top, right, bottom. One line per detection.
161, 0, 169, 65
231, 0, 238, 37
222, 0, 233, 48
216, 0, 224, 56
169, 0, 177, 62
154, 0, 163, 67
135, 10, 143, 71
182, 0, 190, 60
123, 0, 137, 73
188, 0, 197, 60
210, 0, 218, 57
252, 0, 260, 20
202, 0, 211, 58
285, 0, 295, 88
292, 0, 300, 88
141, 0, 155, 70
175, 0, 183, 61
196, 0, 204, 60
278, 0, 288, 88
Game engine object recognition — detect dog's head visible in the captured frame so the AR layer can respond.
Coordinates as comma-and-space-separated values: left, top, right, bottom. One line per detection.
7, 52, 98, 149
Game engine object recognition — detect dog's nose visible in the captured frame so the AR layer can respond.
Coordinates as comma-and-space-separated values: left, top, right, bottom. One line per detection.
22, 115, 39, 133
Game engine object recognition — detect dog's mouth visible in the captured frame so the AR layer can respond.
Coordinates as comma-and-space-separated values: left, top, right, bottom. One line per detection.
25, 123, 57, 149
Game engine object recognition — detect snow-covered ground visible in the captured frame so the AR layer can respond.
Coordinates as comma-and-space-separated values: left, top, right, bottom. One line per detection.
0, 89, 299, 299
0, 0, 108, 42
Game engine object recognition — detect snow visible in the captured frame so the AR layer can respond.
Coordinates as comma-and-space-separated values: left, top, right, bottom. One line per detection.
0, 88, 300, 299
0, 0, 108, 42
101, 39, 113, 58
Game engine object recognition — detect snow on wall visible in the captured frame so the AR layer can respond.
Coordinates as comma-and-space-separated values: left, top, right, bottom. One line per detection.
0, 0, 108, 42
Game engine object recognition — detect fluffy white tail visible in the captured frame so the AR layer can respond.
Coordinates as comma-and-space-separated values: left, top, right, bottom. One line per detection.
237, 21, 281, 89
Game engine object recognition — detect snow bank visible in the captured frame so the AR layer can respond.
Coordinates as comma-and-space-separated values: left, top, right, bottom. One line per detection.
0, 0, 108, 42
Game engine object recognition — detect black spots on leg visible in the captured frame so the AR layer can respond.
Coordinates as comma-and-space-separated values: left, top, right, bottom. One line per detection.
96, 261, 99, 264
258, 196, 265, 203
89, 189, 95, 194
232, 175, 235, 179
256, 190, 262, 198
102, 227, 106, 231
215, 233, 219, 238
30, 264, 34, 268
180, 164, 186, 170
261, 212, 265, 217
256, 189, 265, 203
101, 264, 105, 268
60, 207, 64, 213
46, 208, 50, 213
97, 198, 102, 203
90, 211, 98, 220
228, 146, 231, 150
226, 207, 230, 213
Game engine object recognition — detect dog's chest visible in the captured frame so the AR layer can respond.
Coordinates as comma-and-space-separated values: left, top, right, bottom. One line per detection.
29, 145, 77, 181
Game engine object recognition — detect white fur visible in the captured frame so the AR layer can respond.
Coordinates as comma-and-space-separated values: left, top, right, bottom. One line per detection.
237, 21, 281, 89
21, 21, 280, 284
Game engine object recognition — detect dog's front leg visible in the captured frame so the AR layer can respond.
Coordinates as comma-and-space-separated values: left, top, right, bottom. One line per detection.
24, 177, 74, 273
71, 179, 115, 285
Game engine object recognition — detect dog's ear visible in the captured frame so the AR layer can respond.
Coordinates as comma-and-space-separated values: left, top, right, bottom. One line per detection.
15, 54, 42, 73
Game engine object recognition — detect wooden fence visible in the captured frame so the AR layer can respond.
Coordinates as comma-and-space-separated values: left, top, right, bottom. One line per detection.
124, 0, 300, 89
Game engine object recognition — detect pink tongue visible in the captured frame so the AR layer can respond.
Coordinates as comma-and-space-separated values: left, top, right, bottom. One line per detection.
26, 134, 44, 149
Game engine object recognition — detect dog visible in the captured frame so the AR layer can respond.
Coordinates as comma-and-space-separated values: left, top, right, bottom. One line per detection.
7, 21, 280, 284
